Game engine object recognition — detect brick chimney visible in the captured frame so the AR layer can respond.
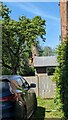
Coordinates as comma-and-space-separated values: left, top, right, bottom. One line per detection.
31, 45, 38, 65
32, 45, 38, 58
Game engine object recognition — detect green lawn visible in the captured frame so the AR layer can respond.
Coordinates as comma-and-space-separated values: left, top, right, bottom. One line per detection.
33, 97, 64, 120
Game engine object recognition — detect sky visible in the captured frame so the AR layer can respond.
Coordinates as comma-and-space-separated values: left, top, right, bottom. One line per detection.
4, 2, 61, 49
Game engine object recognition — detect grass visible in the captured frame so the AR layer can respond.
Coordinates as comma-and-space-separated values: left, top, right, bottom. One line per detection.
33, 97, 64, 120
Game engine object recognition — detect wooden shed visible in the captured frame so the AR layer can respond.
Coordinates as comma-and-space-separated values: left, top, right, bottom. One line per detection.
34, 56, 58, 75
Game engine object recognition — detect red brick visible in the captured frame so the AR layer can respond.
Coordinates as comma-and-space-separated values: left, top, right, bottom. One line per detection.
60, 0, 68, 41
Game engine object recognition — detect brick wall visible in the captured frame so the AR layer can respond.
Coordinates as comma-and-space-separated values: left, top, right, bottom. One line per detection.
67, 2, 68, 36
60, 0, 67, 40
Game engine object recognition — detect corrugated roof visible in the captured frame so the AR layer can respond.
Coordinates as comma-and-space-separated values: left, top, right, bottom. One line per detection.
34, 56, 58, 67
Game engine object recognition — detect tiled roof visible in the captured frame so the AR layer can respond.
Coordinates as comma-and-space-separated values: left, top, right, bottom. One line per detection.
34, 56, 58, 67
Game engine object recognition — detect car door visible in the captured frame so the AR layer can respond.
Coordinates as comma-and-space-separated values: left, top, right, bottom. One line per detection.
21, 78, 34, 117
10, 76, 34, 118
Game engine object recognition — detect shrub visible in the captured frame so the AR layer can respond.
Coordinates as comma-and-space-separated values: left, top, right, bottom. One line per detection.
53, 37, 68, 119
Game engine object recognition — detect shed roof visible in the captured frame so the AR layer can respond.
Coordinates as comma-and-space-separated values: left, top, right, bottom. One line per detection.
34, 56, 58, 67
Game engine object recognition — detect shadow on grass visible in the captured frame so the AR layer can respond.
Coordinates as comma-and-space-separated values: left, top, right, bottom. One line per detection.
32, 106, 45, 120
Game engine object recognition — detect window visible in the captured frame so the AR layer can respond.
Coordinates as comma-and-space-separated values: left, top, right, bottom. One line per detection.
22, 78, 29, 89
15, 77, 23, 86
10, 77, 23, 93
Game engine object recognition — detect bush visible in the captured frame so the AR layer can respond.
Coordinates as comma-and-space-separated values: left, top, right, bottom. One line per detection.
53, 37, 68, 119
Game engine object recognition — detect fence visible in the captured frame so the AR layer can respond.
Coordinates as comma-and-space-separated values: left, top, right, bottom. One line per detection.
24, 74, 56, 98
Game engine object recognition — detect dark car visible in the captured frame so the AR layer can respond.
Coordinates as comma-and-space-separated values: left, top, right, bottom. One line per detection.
0, 75, 37, 120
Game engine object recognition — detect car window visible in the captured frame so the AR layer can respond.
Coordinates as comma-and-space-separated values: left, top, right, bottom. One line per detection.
15, 77, 23, 86
10, 77, 29, 93
22, 78, 29, 88
10, 78, 23, 93
10, 80, 19, 93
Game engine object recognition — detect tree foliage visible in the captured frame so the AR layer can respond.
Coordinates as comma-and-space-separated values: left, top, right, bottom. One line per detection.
37, 45, 56, 56
1, 2, 46, 75
37, 44, 43, 56
53, 37, 68, 119
43, 46, 53, 56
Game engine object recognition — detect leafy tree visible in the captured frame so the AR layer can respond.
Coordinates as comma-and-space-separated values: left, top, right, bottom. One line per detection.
52, 48, 57, 56
38, 46, 56, 56
37, 44, 43, 56
43, 46, 52, 56
1, 2, 46, 75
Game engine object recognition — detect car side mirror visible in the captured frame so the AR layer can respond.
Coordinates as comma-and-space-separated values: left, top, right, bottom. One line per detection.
30, 83, 36, 88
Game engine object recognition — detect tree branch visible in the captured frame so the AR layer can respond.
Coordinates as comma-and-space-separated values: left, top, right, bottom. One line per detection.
2, 41, 16, 56
2, 58, 12, 70
16, 36, 25, 55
